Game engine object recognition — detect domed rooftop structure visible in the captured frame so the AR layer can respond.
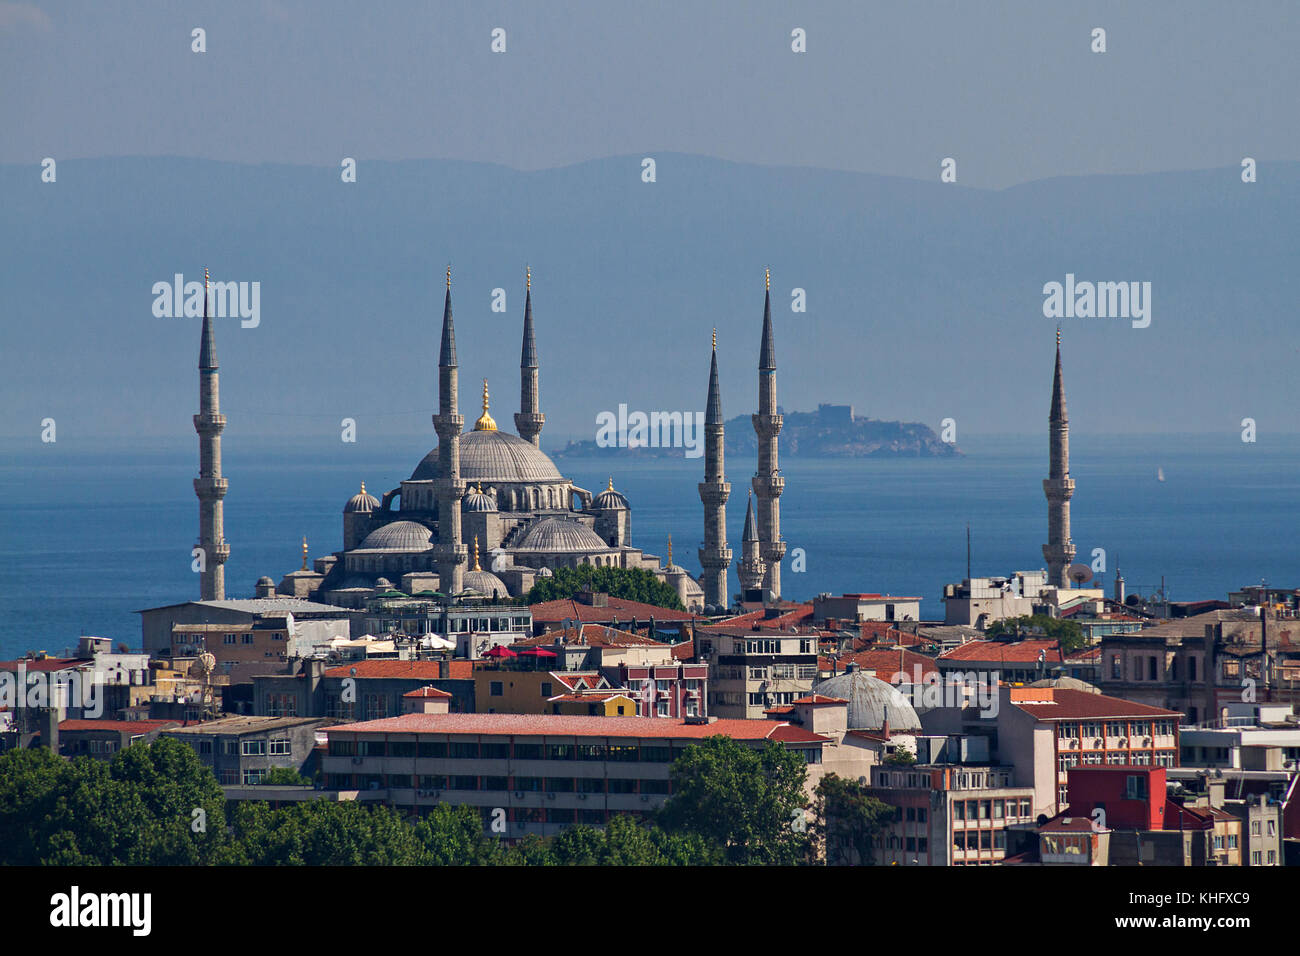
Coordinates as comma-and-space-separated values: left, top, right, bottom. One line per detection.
515, 516, 608, 553
410, 430, 565, 485
463, 538, 508, 597
813, 670, 922, 732
537, 566, 553, 578
1028, 676, 1100, 694
358, 520, 435, 552
462, 482, 497, 513
344, 481, 380, 513
593, 477, 629, 510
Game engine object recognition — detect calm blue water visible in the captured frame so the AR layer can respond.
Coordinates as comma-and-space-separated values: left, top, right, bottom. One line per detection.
3, 432, 1298, 659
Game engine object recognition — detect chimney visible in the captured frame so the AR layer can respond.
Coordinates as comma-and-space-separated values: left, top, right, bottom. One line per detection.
845, 661, 856, 674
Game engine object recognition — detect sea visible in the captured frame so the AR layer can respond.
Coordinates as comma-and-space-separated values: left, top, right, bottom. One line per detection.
2, 432, 1298, 660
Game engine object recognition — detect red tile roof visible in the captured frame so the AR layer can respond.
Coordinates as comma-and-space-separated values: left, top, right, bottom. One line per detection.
1009, 688, 1181, 720
528, 597, 695, 624
939, 639, 1063, 665
792, 695, 848, 706
324, 713, 828, 742
518, 624, 667, 648
706, 603, 815, 632
670, 640, 695, 661
821, 648, 939, 682
547, 692, 635, 703
0, 658, 83, 673
58, 719, 178, 732
402, 686, 452, 699
324, 661, 460, 680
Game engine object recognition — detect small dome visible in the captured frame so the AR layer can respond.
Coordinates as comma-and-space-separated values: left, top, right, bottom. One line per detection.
593, 477, 629, 510
464, 568, 509, 598
515, 516, 609, 553
375, 577, 394, 589
358, 520, 435, 552
256, 576, 274, 586
344, 481, 380, 513
813, 671, 922, 732
462, 482, 497, 513
537, 566, 553, 578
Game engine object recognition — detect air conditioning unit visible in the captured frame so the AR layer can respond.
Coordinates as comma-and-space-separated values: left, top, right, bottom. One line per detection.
547, 792, 556, 800
1094, 739, 1103, 748
351, 756, 363, 765
514, 790, 525, 798
1143, 738, 1152, 747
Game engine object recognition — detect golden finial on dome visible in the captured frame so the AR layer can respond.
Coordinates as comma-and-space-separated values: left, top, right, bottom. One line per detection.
473, 379, 497, 431
301, 536, 308, 571
359, 480, 366, 495
472, 535, 481, 572
607, 476, 614, 492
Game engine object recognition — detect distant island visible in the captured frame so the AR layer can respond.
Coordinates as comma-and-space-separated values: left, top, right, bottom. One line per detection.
553, 404, 963, 459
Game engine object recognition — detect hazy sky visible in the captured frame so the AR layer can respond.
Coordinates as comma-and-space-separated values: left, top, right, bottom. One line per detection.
3, 0, 1297, 189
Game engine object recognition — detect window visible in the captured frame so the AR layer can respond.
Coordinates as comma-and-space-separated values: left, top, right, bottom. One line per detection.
449, 775, 478, 790
545, 777, 575, 793
640, 778, 670, 795
224, 634, 236, 645
514, 743, 544, 760
242, 634, 255, 645
540, 682, 552, 697
480, 743, 509, 760
450, 742, 478, 759
579, 777, 605, 793
490, 681, 503, 697
419, 741, 447, 758
241, 769, 265, 785
1124, 775, 1147, 800
241, 739, 266, 756
268, 738, 291, 756
608, 778, 638, 794
514, 776, 542, 792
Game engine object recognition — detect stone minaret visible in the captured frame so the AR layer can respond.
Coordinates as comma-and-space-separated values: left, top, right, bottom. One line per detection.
751, 270, 785, 601
1042, 328, 1076, 587
193, 267, 229, 601
737, 490, 766, 601
433, 267, 467, 595
514, 267, 544, 447
698, 329, 731, 609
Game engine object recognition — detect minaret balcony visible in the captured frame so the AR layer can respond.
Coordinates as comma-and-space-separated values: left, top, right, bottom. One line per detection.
697, 482, 731, 506
752, 474, 785, 497
699, 547, 733, 568
193, 477, 229, 498
432, 414, 465, 434
1042, 477, 1075, 499
193, 413, 226, 433
751, 413, 784, 437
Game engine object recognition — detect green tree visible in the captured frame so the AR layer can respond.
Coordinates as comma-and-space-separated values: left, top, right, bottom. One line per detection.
811, 773, 893, 865
654, 736, 810, 865
259, 767, 314, 786
524, 565, 686, 612
984, 614, 1086, 654
413, 804, 504, 865
882, 745, 916, 766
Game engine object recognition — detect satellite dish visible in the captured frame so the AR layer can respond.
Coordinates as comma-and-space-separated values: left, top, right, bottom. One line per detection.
1067, 563, 1093, 586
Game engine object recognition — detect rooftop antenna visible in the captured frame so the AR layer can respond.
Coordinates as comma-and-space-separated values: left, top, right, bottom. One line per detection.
966, 523, 971, 581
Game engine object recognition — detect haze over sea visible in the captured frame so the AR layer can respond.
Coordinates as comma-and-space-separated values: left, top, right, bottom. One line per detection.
2, 431, 1297, 661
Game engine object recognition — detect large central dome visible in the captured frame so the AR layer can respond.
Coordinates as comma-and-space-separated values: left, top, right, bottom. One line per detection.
410, 430, 565, 484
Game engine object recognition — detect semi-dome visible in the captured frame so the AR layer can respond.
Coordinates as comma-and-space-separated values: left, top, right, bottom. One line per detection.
515, 516, 609, 553
358, 520, 435, 552
593, 477, 629, 510
462, 482, 497, 512
344, 481, 380, 513
813, 671, 922, 732
410, 430, 565, 484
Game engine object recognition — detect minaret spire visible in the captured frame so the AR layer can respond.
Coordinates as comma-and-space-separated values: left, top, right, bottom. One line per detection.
1042, 327, 1076, 587
515, 266, 545, 447
752, 271, 785, 601
193, 266, 229, 601
433, 266, 467, 596
737, 489, 766, 599
698, 328, 731, 609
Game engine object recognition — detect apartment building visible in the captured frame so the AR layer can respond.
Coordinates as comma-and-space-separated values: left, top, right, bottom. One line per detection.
697, 625, 820, 718
320, 713, 827, 838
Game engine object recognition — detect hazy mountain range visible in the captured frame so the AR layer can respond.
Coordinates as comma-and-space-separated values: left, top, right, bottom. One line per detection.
2, 154, 1296, 449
